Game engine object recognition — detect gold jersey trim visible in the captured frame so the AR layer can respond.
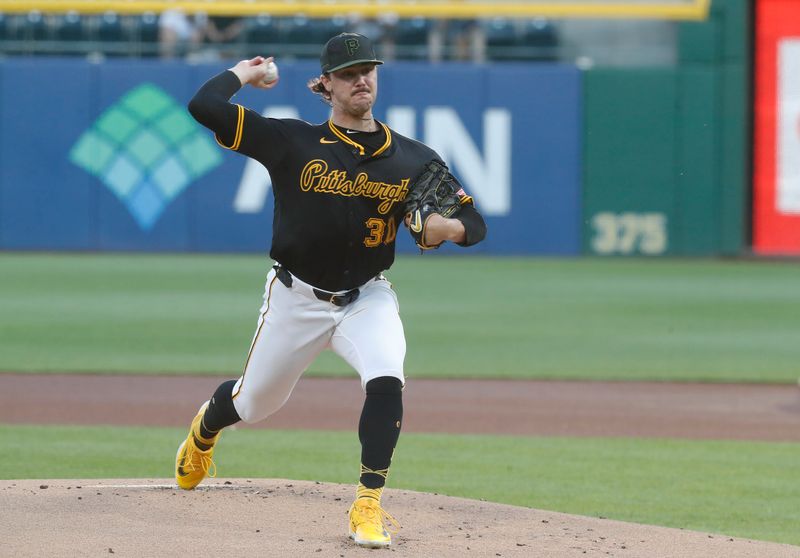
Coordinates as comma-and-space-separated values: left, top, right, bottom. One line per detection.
327, 119, 392, 157
373, 122, 392, 157
215, 104, 244, 151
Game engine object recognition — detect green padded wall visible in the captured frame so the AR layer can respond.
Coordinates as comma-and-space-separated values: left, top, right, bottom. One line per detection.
583, 69, 679, 256
582, 0, 748, 256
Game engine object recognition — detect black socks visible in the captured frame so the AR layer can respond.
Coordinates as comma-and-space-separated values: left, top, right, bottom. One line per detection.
199, 379, 241, 440
194, 375, 403, 492
358, 376, 404, 489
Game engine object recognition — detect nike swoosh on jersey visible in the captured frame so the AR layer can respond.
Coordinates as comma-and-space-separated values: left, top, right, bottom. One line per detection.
346, 129, 360, 134
319, 138, 338, 144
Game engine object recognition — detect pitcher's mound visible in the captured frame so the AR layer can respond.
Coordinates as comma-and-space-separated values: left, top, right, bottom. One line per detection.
2, 479, 797, 557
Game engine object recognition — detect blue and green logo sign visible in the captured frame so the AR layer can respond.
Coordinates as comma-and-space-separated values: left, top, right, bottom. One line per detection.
70, 83, 222, 230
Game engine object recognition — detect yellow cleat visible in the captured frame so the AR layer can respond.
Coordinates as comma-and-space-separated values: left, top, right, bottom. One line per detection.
175, 401, 219, 490
348, 497, 400, 548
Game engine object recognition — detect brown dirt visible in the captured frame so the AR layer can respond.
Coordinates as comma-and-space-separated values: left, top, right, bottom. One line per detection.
2, 479, 799, 558
2, 373, 800, 556
1, 373, 799, 440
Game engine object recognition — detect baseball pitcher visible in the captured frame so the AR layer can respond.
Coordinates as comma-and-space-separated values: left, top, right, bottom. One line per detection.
175, 32, 487, 548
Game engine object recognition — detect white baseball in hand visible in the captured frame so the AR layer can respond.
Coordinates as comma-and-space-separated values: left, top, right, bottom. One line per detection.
262, 61, 279, 84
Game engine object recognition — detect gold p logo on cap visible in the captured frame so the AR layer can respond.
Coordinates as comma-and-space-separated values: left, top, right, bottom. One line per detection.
345, 38, 360, 55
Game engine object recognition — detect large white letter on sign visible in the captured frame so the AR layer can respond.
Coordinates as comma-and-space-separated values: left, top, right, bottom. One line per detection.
386, 106, 416, 139
777, 39, 800, 214
424, 108, 511, 216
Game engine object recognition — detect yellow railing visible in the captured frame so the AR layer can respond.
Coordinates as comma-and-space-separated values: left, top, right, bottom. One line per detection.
0, 0, 712, 20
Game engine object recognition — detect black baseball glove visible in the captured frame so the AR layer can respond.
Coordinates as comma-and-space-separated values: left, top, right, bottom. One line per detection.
403, 160, 465, 250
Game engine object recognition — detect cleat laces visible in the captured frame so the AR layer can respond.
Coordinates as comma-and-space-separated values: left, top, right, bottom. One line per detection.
183, 442, 217, 478
352, 499, 401, 535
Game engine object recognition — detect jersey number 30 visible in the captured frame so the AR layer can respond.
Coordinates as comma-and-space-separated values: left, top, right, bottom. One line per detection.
364, 216, 397, 247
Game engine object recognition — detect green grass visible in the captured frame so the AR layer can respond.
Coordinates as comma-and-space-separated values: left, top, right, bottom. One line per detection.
1, 252, 799, 382
2, 424, 798, 546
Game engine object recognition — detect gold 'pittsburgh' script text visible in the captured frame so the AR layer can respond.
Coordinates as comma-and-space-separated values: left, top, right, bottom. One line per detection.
300, 159, 409, 215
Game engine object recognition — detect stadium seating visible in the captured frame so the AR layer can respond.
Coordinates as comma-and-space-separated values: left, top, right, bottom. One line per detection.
26, 10, 48, 42
484, 17, 559, 61
392, 17, 430, 59
483, 17, 517, 60
242, 14, 275, 57
52, 11, 84, 43
521, 18, 558, 60
138, 12, 159, 43
1, 11, 47, 53
278, 14, 347, 56
0, 12, 555, 62
44, 11, 87, 55
97, 11, 124, 44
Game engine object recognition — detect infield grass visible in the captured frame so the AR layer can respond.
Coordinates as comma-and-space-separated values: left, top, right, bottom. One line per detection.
1, 252, 800, 382
1, 424, 797, 547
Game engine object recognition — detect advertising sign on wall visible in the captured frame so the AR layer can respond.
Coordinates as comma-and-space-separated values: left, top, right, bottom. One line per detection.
0, 59, 582, 255
753, 0, 800, 254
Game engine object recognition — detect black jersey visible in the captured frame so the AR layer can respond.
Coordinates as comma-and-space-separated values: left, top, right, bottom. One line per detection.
189, 70, 483, 291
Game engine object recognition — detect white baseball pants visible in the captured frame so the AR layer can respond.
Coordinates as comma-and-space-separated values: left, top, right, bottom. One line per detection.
231, 266, 406, 424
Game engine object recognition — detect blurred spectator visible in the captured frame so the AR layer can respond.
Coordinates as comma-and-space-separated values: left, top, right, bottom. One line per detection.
429, 19, 485, 63
203, 15, 244, 57
158, 9, 203, 58
450, 19, 485, 62
384, 16, 430, 61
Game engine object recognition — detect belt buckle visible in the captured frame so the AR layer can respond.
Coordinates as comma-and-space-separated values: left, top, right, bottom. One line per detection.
314, 288, 358, 306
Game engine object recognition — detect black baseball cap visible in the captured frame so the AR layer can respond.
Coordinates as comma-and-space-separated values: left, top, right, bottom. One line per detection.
320, 33, 384, 74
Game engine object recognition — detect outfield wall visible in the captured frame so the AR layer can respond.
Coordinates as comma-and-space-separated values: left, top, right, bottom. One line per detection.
0, 2, 752, 256
582, 0, 749, 257
0, 59, 582, 255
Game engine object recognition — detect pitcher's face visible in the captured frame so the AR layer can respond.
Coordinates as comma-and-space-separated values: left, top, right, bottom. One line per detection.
325, 63, 378, 117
